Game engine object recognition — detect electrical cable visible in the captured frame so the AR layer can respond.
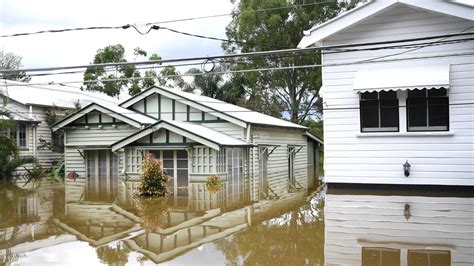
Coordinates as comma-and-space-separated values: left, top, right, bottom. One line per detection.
1, 31, 472, 75
2, 52, 471, 88
2, 102, 473, 116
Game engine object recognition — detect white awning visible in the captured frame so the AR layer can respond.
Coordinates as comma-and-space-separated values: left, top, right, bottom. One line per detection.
353, 63, 450, 93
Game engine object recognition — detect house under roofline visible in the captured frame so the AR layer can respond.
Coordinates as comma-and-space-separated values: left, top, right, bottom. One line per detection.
0, 80, 118, 176
52, 85, 323, 203
298, 0, 473, 186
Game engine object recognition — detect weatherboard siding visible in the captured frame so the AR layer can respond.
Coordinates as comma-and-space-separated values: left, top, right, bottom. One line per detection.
251, 127, 308, 198
321, 5, 474, 185
65, 126, 138, 146
324, 194, 474, 266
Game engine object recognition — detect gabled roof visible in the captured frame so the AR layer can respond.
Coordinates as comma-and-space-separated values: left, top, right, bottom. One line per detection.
298, 0, 473, 48
0, 105, 40, 123
111, 119, 251, 152
51, 102, 157, 132
119, 86, 307, 130
0, 80, 118, 109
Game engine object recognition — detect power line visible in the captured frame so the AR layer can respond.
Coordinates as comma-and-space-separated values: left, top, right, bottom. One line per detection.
1, 31, 472, 75
0, 1, 339, 38
2, 52, 472, 88
3, 102, 474, 116
144, 0, 338, 26
13, 37, 471, 79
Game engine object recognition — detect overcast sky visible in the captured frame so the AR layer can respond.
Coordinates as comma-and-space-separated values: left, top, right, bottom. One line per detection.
0, 0, 234, 83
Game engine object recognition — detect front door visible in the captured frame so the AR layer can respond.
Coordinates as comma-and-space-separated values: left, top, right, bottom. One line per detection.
86, 150, 119, 201
149, 150, 189, 205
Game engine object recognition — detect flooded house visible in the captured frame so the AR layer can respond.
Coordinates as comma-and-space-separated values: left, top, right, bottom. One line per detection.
51, 85, 323, 203
0, 80, 117, 175
298, 0, 474, 186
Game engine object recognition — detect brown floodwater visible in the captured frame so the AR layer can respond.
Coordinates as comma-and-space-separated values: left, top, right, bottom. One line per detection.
0, 183, 472, 265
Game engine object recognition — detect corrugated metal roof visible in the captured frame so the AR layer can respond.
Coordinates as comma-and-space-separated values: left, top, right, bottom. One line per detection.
162, 119, 250, 146
0, 80, 118, 109
353, 62, 450, 93
111, 119, 251, 151
95, 102, 157, 125
0, 105, 39, 122
124, 86, 307, 129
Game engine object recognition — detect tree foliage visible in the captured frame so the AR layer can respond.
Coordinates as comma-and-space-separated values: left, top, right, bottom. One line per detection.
136, 155, 169, 197
0, 50, 30, 82
0, 134, 36, 183
223, 0, 361, 123
185, 66, 245, 104
83, 45, 185, 98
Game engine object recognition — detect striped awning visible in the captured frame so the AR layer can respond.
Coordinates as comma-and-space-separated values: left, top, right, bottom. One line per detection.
353, 63, 450, 93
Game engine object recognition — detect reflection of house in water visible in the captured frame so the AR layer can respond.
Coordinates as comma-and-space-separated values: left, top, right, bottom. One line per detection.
0, 183, 73, 265
55, 179, 315, 264
324, 189, 474, 266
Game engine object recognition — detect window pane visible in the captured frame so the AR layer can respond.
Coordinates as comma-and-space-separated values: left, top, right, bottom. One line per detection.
361, 100, 379, 128
362, 248, 400, 266
408, 250, 451, 266
149, 150, 160, 159
18, 124, 27, 148
176, 150, 187, 158
361, 91, 378, 100
408, 89, 426, 98
177, 160, 188, 168
163, 150, 173, 158
407, 98, 427, 127
428, 88, 447, 97
380, 99, 399, 128
379, 91, 397, 99
429, 98, 449, 127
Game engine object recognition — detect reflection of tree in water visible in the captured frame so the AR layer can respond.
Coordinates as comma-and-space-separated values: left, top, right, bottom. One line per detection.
0, 184, 36, 229
215, 194, 325, 265
96, 242, 130, 266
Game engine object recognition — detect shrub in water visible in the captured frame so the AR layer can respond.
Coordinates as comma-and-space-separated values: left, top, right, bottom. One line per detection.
206, 175, 222, 193
137, 154, 169, 197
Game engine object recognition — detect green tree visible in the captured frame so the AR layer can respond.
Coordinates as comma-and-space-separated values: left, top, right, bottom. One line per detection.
83, 45, 185, 98
0, 134, 36, 183
224, 0, 361, 123
185, 66, 245, 104
0, 50, 30, 82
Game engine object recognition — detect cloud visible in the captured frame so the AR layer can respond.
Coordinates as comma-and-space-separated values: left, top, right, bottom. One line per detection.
0, 0, 234, 81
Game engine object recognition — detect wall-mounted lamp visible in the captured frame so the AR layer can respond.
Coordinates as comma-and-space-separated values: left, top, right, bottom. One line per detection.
403, 160, 411, 177
404, 203, 411, 221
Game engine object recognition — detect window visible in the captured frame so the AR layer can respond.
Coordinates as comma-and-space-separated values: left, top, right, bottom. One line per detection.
360, 91, 399, 132
362, 247, 400, 266
407, 88, 449, 131
52, 132, 64, 153
2, 123, 28, 149
408, 250, 450, 266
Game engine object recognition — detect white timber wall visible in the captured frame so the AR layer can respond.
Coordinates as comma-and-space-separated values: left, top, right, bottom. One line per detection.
4, 102, 64, 175
325, 193, 474, 266
252, 126, 308, 199
321, 5, 474, 185
64, 124, 138, 202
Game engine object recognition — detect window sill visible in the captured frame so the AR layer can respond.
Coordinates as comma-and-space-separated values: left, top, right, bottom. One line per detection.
356, 131, 455, 137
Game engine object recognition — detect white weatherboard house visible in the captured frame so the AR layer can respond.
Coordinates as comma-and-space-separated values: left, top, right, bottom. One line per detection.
0, 80, 117, 173
299, 0, 473, 186
52, 86, 322, 203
